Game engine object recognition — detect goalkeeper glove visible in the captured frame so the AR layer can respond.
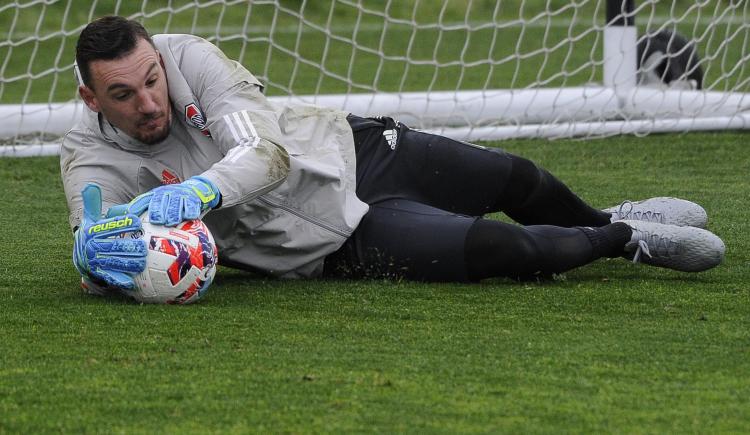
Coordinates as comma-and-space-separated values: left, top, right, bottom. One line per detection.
109, 176, 221, 227
73, 184, 147, 290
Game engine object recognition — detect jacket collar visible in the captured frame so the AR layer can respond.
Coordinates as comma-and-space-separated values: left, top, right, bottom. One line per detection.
81, 108, 177, 155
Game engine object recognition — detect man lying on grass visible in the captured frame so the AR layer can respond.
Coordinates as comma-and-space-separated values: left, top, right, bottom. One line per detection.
62, 16, 725, 297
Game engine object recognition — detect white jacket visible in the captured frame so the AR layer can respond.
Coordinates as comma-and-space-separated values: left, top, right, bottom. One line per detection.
61, 34, 369, 278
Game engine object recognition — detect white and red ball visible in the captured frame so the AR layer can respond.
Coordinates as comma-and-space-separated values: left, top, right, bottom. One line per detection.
128, 214, 218, 304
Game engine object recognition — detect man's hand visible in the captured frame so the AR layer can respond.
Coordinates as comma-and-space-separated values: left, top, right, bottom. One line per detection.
73, 184, 146, 290
111, 176, 221, 227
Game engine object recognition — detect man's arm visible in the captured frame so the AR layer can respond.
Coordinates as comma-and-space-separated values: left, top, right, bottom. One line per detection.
159, 35, 290, 205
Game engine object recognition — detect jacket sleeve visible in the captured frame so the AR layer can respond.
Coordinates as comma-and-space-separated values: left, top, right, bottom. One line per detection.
161, 35, 290, 208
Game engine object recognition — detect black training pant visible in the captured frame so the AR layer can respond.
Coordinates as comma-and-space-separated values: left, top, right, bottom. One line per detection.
322, 115, 615, 282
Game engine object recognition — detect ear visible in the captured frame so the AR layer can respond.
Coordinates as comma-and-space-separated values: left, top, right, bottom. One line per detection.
79, 85, 100, 113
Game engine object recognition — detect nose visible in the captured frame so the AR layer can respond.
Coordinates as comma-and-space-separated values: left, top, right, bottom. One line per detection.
136, 90, 159, 114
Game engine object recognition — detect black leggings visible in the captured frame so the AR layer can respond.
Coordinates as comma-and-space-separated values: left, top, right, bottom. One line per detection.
322, 116, 624, 282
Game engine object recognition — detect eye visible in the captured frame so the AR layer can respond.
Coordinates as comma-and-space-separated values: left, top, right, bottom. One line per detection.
114, 92, 131, 101
146, 77, 158, 87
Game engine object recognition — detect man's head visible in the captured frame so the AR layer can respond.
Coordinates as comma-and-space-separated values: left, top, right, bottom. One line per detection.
76, 16, 171, 145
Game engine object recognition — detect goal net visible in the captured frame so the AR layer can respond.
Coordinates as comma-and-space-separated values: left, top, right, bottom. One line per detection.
1, 0, 749, 157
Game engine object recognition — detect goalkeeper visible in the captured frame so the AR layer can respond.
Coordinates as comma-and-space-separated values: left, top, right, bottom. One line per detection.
63, 16, 725, 294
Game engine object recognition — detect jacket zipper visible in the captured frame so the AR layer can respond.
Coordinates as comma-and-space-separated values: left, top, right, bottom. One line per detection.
257, 195, 352, 238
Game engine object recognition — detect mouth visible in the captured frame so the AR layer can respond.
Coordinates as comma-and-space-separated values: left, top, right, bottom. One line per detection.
134, 112, 171, 144
138, 113, 165, 129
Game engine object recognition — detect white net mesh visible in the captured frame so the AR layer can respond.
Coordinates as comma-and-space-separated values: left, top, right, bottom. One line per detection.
1, 0, 749, 155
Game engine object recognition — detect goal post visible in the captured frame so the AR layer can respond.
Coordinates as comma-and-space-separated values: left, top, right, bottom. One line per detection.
1, 0, 749, 157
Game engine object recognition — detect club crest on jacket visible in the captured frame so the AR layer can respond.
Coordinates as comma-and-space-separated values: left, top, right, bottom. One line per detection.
184, 103, 211, 137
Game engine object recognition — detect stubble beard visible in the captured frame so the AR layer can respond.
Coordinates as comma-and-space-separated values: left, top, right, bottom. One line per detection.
136, 111, 171, 145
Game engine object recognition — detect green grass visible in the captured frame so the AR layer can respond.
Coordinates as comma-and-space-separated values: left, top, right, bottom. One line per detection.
2, 133, 749, 432
1, 1, 749, 432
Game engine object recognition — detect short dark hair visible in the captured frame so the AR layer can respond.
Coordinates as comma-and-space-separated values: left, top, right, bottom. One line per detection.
75, 16, 155, 88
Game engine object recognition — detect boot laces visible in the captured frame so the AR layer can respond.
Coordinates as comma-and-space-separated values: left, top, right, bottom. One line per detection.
616, 200, 665, 224
630, 230, 680, 264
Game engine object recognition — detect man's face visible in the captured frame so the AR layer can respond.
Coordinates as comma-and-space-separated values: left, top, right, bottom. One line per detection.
79, 38, 171, 145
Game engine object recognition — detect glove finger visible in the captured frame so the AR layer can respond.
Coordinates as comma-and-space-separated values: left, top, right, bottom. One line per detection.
164, 194, 199, 227
126, 193, 152, 217
164, 192, 183, 226
81, 184, 103, 224
90, 255, 146, 274
73, 230, 88, 266
89, 238, 146, 257
105, 204, 129, 218
91, 268, 137, 291
149, 191, 168, 225
182, 197, 202, 221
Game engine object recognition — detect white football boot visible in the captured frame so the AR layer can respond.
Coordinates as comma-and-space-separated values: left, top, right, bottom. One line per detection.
621, 220, 725, 272
604, 197, 708, 228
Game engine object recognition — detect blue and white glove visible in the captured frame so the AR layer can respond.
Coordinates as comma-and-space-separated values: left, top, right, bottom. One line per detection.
109, 176, 221, 227
73, 184, 147, 290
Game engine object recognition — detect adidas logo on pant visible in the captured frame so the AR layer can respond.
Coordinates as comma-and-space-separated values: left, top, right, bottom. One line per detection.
383, 129, 398, 150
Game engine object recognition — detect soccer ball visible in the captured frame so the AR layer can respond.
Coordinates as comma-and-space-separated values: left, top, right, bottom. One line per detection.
126, 214, 218, 304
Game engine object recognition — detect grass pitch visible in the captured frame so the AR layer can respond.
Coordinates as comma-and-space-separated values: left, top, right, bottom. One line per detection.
2, 0, 750, 432
1, 133, 749, 433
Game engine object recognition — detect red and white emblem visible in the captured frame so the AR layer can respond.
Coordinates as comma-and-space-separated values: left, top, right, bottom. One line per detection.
184, 103, 211, 137
161, 169, 181, 185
